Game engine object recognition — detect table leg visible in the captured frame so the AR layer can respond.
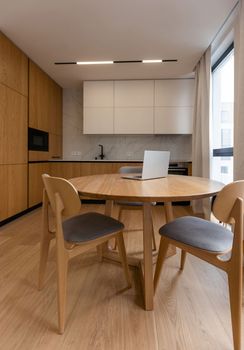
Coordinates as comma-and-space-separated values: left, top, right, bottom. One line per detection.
105, 199, 113, 216
164, 202, 174, 222
97, 200, 114, 259
143, 202, 154, 310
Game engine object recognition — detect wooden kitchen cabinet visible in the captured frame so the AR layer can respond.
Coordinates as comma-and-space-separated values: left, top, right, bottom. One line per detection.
28, 132, 62, 161
0, 164, 27, 221
49, 133, 62, 159
49, 80, 63, 135
50, 162, 81, 179
29, 61, 50, 132
49, 162, 141, 178
28, 163, 50, 207
0, 32, 28, 96
29, 61, 63, 160
0, 84, 28, 164
0, 33, 28, 222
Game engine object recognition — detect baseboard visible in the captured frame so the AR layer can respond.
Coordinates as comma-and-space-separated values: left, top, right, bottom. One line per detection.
0, 203, 42, 227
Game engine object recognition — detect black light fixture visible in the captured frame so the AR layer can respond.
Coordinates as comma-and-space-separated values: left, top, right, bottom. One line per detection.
54, 59, 178, 65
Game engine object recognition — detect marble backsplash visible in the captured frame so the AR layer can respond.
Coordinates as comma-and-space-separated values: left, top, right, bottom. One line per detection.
63, 87, 192, 162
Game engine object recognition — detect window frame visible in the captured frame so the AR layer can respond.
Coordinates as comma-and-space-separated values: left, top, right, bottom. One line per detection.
211, 42, 234, 159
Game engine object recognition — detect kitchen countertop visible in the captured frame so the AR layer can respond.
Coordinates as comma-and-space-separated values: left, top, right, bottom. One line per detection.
29, 159, 192, 164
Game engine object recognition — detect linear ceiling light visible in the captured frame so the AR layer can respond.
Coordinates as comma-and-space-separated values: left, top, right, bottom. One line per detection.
77, 60, 113, 65
142, 59, 162, 63
54, 59, 178, 65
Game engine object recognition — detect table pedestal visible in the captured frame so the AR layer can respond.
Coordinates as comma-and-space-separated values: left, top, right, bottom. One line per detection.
101, 200, 176, 310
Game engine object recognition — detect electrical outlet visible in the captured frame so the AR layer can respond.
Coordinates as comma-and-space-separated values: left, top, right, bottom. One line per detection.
71, 151, 81, 156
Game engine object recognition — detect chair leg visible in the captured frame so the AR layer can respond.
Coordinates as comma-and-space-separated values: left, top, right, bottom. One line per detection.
154, 237, 169, 293
56, 249, 69, 334
38, 234, 52, 290
228, 269, 242, 350
180, 250, 187, 270
152, 223, 157, 251
113, 207, 123, 250
39, 193, 53, 290
116, 232, 132, 288
96, 245, 103, 262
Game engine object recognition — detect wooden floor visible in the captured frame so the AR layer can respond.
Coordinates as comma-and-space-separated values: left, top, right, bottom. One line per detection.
0, 204, 243, 350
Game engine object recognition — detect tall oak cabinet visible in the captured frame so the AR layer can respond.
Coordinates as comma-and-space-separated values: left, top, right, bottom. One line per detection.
0, 32, 63, 221
0, 32, 28, 221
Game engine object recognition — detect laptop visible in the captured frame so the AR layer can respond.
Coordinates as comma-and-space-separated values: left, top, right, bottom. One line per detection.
122, 150, 170, 180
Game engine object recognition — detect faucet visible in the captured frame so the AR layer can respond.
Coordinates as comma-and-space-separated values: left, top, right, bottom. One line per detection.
98, 144, 105, 160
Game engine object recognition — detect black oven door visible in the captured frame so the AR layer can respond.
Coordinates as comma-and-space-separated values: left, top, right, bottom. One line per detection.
28, 128, 49, 152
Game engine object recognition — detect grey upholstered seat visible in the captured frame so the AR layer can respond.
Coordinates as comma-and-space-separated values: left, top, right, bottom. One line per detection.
63, 212, 124, 243
159, 216, 233, 252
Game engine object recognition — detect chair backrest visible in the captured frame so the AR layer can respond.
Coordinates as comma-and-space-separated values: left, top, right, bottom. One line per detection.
212, 180, 244, 223
42, 174, 81, 217
119, 166, 142, 174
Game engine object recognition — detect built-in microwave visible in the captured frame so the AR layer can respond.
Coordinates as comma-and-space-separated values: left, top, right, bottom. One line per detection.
28, 127, 49, 152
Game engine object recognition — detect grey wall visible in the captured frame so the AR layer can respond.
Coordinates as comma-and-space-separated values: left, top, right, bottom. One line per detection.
63, 87, 192, 162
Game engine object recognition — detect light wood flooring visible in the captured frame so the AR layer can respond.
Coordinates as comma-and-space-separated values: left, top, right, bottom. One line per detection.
0, 204, 243, 350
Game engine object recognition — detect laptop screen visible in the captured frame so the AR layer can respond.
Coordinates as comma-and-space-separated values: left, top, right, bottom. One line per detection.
142, 150, 170, 179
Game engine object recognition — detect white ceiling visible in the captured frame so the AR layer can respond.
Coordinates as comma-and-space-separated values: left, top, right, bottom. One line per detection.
0, 0, 238, 87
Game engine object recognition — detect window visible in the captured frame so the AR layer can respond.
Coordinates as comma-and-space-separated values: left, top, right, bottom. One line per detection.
221, 166, 228, 174
211, 44, 234, 184
221, 110, 231, 123
221, 129, 232, 147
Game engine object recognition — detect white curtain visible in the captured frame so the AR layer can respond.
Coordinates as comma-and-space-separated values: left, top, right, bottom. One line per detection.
234, 0, 244, 180
192, 47, 211, 215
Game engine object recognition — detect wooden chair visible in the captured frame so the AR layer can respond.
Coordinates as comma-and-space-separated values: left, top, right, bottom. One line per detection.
39, 174, 131, 334
154, 180, 244, 350
114, 166, 157, 250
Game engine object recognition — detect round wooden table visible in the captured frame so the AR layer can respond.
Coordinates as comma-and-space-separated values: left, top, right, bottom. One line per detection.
69, 174, 224, 310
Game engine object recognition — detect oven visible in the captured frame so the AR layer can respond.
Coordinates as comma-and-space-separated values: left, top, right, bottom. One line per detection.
28, 128, 49, 152
168, 163, 188, 176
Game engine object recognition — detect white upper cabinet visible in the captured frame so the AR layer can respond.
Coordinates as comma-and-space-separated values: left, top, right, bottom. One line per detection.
114, 80, 154, 134
84, 81, 113, 107
83, 81, 114, 134
154, 107, 193, 134
154, 79, 194, 134
154, 79, 194, 106
83, 107, 114, 134
83, 79, 194, 134
114, 80, 154, 107
114, 107, 154, 134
